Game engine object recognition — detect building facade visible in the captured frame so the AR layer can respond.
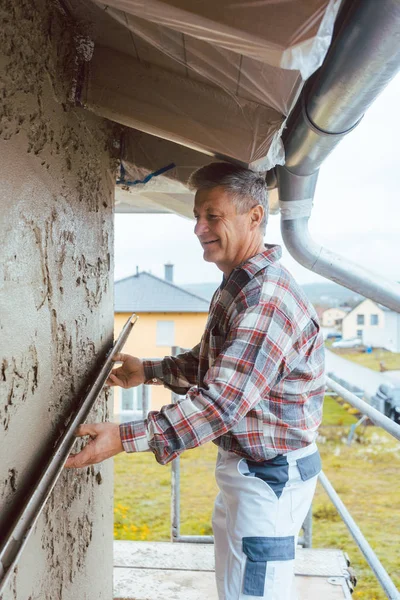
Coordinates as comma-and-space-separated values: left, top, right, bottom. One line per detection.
0, 1, 116, 597
342, 299, 400, 352
321, 307, 349, 329
114, 268, 210, 420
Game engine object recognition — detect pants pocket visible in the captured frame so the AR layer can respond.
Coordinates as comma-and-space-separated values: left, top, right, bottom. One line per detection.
242, 536, 295, 597
238, 455, 290, 499
296, 450, 321, 481
246, 455, 289, 499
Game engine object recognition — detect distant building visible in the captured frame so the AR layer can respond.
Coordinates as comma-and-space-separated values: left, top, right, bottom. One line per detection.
342, 299, 400, 352
183, 282, 220, 302
321, 307, 350, 329
312, 305, 326, 323
113, 264, 210, 421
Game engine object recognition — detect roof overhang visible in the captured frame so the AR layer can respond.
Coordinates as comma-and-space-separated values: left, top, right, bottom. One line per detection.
66, 0, 342, 217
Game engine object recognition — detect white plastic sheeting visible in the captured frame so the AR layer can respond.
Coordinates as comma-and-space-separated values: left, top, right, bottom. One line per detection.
84, 44, 286, 171
67, 0, 341, 213
97, 0, 341, 79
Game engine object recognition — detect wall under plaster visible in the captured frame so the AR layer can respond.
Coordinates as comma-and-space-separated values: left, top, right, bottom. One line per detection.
0, 0, 119, 598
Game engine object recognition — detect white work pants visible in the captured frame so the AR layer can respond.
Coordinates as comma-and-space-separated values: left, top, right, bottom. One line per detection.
212, 443, 321, 600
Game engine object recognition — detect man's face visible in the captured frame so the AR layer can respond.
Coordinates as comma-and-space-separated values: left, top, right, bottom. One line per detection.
193, 186, 261, 276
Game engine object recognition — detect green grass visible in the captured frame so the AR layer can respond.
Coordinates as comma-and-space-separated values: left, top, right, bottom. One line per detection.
322, 394, 359, 426
114, 395, 400, 599
114, 444, 218, 541
328, 346, 400, 372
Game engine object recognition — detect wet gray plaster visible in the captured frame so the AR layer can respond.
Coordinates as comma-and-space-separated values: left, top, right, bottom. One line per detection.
0, 0, 119, 598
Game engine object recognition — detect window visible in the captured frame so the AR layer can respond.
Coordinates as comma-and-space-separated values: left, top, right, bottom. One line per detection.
356, 330, 363, 339
121, 386, 144, 411
120, 386, 151, 423
156, 320, 175, 346
356, 314, 365, 325
370, 314, 379, 326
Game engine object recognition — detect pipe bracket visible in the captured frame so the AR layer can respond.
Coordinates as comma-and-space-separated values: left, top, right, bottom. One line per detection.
301, 92, 364, 138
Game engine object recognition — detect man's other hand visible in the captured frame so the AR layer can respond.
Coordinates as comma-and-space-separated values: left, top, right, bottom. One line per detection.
106, 353, 145, 388
65, 422, 124, 469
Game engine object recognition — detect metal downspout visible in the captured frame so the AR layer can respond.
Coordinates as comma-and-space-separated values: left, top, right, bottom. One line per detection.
277, 0, 400, 312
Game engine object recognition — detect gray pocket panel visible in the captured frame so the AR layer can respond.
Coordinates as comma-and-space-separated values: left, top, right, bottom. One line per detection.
296, 450, 321, 481
246, 454, 289, 498
242, 536, 295, 596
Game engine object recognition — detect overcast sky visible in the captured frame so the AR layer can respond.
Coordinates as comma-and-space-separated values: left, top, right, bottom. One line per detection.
114, 72, 400, 287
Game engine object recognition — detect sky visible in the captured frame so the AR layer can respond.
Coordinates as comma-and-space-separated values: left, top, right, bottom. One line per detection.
114, 72, 400, 287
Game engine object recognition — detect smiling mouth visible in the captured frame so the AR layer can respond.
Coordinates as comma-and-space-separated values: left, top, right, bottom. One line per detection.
202, 239, 218, 246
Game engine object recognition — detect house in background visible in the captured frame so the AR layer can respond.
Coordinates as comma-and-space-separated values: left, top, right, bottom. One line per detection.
183, 282, 219, 302
321, 306, 351, 330
342, 298, 400, 352
113, 264, 210, 421
312, 304, 326, 324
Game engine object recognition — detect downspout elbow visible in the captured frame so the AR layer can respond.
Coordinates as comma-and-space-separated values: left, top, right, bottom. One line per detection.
279, 187, 400, 313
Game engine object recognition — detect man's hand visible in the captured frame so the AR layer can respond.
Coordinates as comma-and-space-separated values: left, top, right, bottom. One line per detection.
106, 353, 145, 388
65, 422, 124, 469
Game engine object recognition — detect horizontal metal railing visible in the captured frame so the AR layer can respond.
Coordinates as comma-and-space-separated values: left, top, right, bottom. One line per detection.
0, 314, 138, 595
324, 376, 400, 599
319, 471, 400, 600
326, 376, 400, 441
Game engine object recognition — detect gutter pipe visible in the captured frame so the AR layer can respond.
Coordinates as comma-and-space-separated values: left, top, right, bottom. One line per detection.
277, 0, 400, 312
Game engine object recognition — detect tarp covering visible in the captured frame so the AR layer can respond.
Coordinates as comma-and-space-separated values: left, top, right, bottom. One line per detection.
115, 130, 281, 216
96, 0, 341, 79
67, 0, 341, 213
119, 130, 214, 185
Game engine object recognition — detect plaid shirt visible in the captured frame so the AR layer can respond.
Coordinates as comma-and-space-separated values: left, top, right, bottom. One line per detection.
120, 245, 325, 465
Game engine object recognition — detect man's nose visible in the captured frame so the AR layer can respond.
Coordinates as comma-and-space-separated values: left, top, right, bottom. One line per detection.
194, 218, 209, 237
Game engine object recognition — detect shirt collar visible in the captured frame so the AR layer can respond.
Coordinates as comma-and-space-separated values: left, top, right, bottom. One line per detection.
220, 245, 282, 288
232, 244, 282, 279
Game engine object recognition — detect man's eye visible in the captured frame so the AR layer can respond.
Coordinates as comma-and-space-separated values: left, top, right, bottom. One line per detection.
208, 214, 217, 219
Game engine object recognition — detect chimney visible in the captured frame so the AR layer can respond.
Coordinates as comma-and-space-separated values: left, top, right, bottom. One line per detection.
164, 263, 174, 283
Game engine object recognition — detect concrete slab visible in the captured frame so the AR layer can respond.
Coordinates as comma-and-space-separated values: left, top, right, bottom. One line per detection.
386, 370, 400, 384
113, 541, 352, 600
296, 576, 352, 599
325, 349, 400, 400
114, 540, 214, 571
294, 549, 349, 577
114, 567, 217, 600
326, 349, 387, 399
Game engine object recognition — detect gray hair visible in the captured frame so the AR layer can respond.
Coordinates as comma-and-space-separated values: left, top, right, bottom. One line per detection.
188, 162, 268, 233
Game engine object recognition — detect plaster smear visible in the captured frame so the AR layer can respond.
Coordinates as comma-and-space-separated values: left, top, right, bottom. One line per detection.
0, 0, 119, 598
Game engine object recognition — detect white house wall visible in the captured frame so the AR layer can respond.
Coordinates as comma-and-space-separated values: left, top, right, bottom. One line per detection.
0, 1, 116, 598
342, 299, 392, 349
363, 311, 400, 353
321, 308, 347, 328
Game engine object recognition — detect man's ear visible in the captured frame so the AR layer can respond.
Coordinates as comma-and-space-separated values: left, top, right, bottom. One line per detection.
250, 205, 264, 229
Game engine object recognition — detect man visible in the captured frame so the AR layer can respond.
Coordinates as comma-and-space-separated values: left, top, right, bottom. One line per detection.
66, 162, 325, 600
